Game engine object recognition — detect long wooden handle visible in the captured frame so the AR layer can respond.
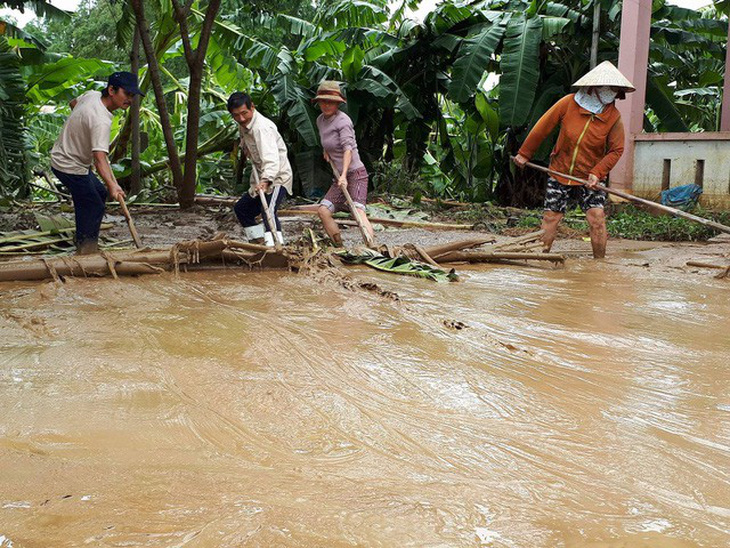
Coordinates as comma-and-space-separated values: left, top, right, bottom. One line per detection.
118, 196, 142, 248
251, 167, 283, 251
329, 161, 375, 248
514, 157, 730, 236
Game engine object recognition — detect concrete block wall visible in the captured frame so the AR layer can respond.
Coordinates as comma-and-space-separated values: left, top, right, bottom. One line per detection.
631, 133, 730, 209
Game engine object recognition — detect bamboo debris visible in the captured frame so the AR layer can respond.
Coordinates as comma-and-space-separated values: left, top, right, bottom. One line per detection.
686, 261, 730, 270
0, 238, 290, 282
413, 244, 441, 268
416, 230, 563, 265
423, 237, 498, 259
435, 250, 565, 264
278, 208, 475, 230
193, 195, 476, 230
493, 230, 545, 250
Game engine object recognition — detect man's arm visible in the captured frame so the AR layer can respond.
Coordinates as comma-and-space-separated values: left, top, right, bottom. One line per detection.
93, 151, 125, 201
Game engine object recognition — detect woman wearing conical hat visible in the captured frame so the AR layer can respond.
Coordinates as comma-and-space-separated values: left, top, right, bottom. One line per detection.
513, 61, 635, 258
312, 80, 374, 247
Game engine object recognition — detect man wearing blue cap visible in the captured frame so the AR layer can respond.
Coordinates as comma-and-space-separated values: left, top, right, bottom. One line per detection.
50, 71, 144, 254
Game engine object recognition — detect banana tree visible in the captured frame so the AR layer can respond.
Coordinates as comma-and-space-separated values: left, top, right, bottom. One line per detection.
0, 35, 27, 197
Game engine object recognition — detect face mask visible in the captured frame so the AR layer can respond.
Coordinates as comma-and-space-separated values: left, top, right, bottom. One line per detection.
596, 86, 618, 104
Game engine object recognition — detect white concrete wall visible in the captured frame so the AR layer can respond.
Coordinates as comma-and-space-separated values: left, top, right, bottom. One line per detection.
632, 135, 730, 209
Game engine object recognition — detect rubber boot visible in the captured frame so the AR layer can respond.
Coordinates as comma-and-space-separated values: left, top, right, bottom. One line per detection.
276, 231, 284, 245
244, 223, 265, 244
263, 232, 275, 247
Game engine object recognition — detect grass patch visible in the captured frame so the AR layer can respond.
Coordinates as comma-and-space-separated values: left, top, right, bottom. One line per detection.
607, 205, 730, 241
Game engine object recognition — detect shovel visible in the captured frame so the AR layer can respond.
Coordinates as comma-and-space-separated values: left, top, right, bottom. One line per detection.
328, 161, 376, 248
251, 167, 283, 251
514, 157, 730, 236
118, 195, 143, 248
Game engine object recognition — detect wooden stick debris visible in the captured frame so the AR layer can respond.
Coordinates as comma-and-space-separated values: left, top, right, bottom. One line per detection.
423, 237, 498, 259
193, 196, 476, 230
686, 261, 730, 270
435, 250, 565, 264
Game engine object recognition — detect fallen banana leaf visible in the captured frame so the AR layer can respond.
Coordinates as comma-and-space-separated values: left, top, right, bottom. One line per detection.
34, 212, 75, 232
337, 248, 458, 282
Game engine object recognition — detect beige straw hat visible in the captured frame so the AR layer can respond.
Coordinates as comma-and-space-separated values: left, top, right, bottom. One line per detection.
312, 80, 346, 103
572, 61, 635, 92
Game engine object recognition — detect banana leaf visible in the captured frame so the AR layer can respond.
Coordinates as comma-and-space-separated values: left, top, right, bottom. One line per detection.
448, 19, 506, 103
337, 248, 458, 282
499, 14, 543, 128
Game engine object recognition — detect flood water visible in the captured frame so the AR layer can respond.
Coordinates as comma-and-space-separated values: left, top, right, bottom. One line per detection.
1, 260, 728, 547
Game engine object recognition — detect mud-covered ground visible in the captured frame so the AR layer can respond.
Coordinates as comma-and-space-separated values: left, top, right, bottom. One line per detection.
1, 199, 729, 279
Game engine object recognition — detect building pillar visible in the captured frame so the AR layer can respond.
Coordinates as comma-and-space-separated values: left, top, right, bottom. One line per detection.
610, 0, 652, 192
720, 23, 730, 131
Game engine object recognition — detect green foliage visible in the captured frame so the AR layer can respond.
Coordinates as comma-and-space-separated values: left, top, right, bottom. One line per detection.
0, 35, 29, 197
1, 0, 728, 207
607, 205, 730, 242
23, 2, 129, 64
498, 14, 543, 128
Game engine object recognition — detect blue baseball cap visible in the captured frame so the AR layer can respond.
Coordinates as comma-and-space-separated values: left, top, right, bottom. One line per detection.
108, 71, 144, 96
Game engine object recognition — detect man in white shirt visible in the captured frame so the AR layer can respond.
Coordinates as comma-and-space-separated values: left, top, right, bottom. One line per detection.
227, 92, 293, 246
51, 71, 144, 254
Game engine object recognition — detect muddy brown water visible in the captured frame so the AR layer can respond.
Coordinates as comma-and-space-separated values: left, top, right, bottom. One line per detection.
1, 260, 728, 547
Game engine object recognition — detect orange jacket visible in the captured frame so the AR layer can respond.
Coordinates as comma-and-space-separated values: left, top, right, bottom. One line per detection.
518, 94, 625, 186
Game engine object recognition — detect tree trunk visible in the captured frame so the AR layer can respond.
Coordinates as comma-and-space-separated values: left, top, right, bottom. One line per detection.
129, 0, 184, 194
179, 65, 204, 207
169, 0, 221, 208
130, 28, 142, 195
590, 1, 600, 69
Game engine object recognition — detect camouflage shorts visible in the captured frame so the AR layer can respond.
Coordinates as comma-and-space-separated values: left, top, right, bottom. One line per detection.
544, 178, 606, 214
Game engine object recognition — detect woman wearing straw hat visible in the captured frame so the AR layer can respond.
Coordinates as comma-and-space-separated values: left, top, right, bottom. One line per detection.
513, 61, 634, 258
313, 80, 374, 247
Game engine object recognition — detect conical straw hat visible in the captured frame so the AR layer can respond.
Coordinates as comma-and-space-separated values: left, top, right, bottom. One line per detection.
572, 61, 635, 92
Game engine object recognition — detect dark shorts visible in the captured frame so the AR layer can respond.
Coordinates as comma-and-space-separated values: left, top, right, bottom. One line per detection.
544, 177, 606, 214
321, 166, 368, 212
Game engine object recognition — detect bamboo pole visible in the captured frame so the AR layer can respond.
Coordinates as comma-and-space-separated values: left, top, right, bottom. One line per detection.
686, 261, 729, 270
436, 251, 565, 264
0, 239, 289, 283
423, 237, 498, 259
517, 158, 730, 235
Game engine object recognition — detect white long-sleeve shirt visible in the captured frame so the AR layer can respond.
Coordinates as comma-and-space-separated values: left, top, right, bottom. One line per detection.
239, 110, 293, 196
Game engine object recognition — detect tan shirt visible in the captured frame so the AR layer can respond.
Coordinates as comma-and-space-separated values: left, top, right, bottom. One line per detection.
239, 110, 293, 196
51, 91, 113, 175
